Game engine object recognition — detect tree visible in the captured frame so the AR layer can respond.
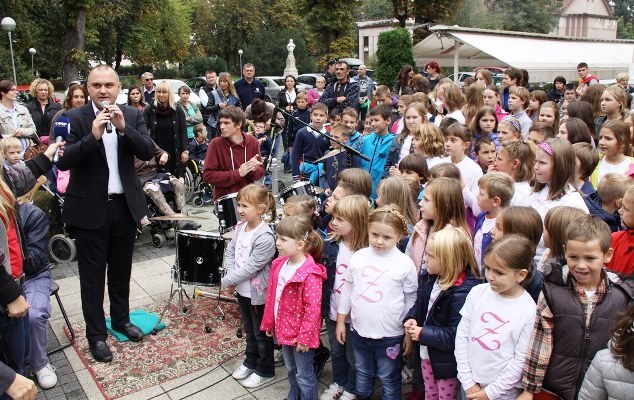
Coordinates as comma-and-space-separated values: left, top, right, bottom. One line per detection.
357, 0, 393, 21
452, 0, 504, 30
375, 28, 415, 86
614, 0, 634, 39
299, 0, 360, 64
488, 0, 561, 33
62, 1, 92, 86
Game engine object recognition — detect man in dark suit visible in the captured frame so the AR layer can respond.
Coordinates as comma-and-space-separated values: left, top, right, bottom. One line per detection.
57, 65, 154, 363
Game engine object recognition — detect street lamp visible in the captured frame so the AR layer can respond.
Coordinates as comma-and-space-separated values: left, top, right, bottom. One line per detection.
238, 49, 243, 78
29, 47, 36, 75
1, 17, 17, 84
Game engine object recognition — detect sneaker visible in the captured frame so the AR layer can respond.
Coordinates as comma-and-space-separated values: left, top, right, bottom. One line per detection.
241, 372, 275, 388
232, 364, 254, 380
320, 383, 344, 400
274, 349, 285, 366
35, 363, 58, 389
401, 365, 413, 384
313, 346, 331, 378
340, 391, 356, 400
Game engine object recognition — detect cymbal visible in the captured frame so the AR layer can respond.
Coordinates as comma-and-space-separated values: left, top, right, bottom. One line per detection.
222, 230, 235, 240
150, 214, 210, 221
314, 149, 344, 163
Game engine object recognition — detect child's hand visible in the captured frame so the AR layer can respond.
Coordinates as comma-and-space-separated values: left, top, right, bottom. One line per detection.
403, 334, 412, 356
487, 163, 497, 173
403, 319, 417, 330
466, 388, 489, 400
407, 325, 422, 341
516, 391, 534, 400
324, 188, 332, 197
265, 329, 275, 337
296, 343, 309, 353
465, 384, 481, 395
335, 322, 346, 345
389, 165, 401, 176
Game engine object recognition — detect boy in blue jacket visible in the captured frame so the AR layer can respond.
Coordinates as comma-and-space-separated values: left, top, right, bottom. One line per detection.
359, 104, 394, 200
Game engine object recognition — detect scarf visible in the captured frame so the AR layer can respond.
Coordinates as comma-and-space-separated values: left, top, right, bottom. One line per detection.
155, 104, 173, 117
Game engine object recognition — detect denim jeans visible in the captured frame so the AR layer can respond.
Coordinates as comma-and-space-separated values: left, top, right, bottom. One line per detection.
326, 319, 356, 393
236, 294, 275, 377
350, 330, 403, 400
23, 270, 52, 371
0, 308, 30, 375
282, 344, 318, 400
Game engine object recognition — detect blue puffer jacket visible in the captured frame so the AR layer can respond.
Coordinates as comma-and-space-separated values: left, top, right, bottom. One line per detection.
404, 269, 479, 380
359, 132, 395, 200
584, 192, 622, 232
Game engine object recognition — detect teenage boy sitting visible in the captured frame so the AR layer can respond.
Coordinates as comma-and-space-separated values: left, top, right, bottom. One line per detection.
319, 123, 359, 196
188, 123, 209, 165
291, 102, 330, 184
359, 104, 394, 200
473, 172, 515, 272
507, 86, 532, 138
518, 215, 634, 400
585, 173, 634, 233
606, 186, 634, 277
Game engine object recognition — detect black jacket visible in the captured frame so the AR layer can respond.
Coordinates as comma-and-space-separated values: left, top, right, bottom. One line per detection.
25, 99, 62, 137
404, 269, 479, 380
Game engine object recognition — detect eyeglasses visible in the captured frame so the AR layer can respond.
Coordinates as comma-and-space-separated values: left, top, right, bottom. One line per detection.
144, 78, 153, 81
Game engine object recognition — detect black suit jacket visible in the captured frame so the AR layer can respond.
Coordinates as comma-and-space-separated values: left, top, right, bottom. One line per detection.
57, 103, 154, 230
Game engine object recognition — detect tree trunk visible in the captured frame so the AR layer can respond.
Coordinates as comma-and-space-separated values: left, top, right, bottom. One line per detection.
62, 7, 87, 87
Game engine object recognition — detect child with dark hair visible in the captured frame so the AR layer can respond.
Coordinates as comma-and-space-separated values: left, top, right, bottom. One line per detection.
359, 104, 394, 199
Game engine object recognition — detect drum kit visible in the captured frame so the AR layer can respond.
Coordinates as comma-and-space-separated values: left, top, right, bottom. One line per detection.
149, 180, 324, 334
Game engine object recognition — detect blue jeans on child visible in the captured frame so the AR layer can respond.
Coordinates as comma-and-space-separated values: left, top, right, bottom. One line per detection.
326, 319, 356, 393
281, 344, 318, 400
350, 330, 403, 400
23, 270, 53, 372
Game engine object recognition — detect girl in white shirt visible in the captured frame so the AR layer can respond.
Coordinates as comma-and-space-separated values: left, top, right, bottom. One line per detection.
412, 122, 449, 170
403, 226, 480, 400
456, 235, 537, 400
320, 195, 369, 400
221, 184, 277, 387
336, 206, 418, 400
489, 140, 536, 207
592, 120, 634, 187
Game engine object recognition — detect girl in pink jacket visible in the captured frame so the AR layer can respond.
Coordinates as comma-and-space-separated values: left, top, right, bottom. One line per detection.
261, 215, 326, 400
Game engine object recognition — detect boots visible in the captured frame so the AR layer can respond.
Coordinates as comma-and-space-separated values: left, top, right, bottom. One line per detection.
170, 176, 187, 215
144, 182, 176, 216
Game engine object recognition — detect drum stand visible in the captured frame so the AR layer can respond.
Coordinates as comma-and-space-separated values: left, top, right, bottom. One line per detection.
151, 230, 213, 334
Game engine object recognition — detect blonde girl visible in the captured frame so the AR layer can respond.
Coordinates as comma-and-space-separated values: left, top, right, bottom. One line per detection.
406, 177, 470, 272
456, 235, 537, 400
336, 206, 417, 400
442, 84, 466, 124
598, 85, 630, 126
592, 119, 634, 186
538, 101, 560, 130
261, 216, 325, 400
491, 139, 536, 206
412, 122, 447, 169
392, 95, 414, 134
320, 196, 369, 400
222, 184, 277, 388
376, 176, 417, 230
463, 84, 485, 125
403, 226, 480, 400
386, 102, 428, 177
497, 116, 522, 144
282, 194, 321, 229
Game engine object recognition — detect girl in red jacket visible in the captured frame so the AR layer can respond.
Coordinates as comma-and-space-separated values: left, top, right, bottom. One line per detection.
261, 215, 326, 400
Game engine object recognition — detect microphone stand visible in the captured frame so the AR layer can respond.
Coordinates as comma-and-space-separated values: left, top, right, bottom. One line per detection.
274, 106, 370, 162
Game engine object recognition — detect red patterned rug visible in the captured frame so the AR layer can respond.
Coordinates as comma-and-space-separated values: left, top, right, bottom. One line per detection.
65, 296, 245, 399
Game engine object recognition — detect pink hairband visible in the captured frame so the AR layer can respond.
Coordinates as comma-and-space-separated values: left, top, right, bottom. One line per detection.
538, 141, 553, 156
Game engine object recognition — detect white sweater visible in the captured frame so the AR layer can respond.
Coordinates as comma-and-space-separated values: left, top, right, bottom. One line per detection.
456, 284, 536, 400
338, 246, 418, 338
455, 156, 483, 197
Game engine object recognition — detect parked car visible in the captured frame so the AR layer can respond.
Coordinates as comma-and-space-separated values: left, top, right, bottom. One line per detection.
447, 72, 475, 87
185, 76, 206, 92
297, 73, 323, 88
256, 76, 311, 102
155, 79, 201, 107
16, 85, 61, 105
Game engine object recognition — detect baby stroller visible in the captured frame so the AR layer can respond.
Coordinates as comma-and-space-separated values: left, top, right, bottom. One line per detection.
42, 183, 78, 263
183, 159, 212, 208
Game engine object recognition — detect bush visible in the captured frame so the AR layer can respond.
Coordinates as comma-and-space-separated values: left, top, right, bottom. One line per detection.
375, 28, 416, 86
117, 65, 154, 77
183, 56, 228, 78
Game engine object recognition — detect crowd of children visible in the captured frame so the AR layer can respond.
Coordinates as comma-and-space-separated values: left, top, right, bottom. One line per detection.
213, 62, 634, 400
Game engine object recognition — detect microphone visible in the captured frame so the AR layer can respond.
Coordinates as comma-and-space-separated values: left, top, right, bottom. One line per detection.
52, 116, 70, 163
100, 101, 112, 133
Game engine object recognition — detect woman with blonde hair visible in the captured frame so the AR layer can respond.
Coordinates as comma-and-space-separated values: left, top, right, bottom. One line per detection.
142, 80, 188, 175
25, 78, 62, 144
208, 73, 241, 133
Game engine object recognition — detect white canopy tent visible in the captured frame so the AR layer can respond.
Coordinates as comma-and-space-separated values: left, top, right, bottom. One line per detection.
413, 25, 634, 83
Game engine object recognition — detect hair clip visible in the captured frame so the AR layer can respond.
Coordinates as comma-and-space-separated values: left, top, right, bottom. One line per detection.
303, 230, 310, 241
538, 141, 553, 156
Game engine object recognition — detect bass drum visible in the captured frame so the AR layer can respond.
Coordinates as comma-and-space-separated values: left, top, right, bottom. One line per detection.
177, 230, 225, 286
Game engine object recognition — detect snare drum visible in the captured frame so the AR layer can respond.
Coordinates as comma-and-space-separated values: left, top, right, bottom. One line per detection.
214, 193, 239, 233
177, 230, 225, 286
279, 181, 320, 205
